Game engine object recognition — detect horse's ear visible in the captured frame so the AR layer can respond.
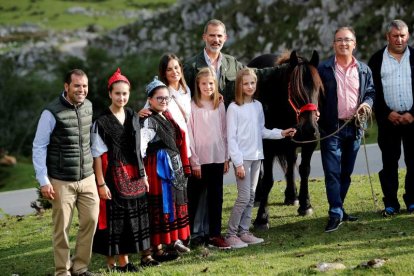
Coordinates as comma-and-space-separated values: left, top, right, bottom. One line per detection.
290, 50, 299, 67
310, 50, 319, 67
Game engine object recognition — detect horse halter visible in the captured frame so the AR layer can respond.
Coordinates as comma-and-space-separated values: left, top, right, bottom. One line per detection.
288, 82, 318, 122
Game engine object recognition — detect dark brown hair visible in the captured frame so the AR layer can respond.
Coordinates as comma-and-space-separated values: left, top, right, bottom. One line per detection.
64, 69, 87, 85
158, 53, 188, 93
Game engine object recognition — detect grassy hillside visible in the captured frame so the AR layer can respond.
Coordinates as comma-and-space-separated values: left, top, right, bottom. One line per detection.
0, 0, 175, 31
0, 161, 36, 192
1, 171, 413, 275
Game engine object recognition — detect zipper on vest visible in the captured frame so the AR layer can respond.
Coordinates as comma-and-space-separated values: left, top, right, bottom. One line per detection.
75, 107, 83, 180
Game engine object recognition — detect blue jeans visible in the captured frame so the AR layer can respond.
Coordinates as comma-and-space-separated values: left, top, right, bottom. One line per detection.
320, 123, 361, 219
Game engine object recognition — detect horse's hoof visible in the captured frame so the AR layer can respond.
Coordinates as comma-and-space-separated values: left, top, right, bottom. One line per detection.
253, 223, 270, 231
284, 199, 299, 206
298, 207, 313, 216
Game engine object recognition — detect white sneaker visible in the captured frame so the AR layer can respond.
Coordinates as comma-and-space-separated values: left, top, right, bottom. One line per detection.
174, 240, 191, 253
238, 232, 264, 245
225, 235, 248, 249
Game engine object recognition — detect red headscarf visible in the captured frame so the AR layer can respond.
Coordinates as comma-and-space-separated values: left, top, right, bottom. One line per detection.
107, 68, 130, 89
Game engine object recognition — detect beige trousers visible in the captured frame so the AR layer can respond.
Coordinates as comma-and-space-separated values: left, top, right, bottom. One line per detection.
50, 174, 99, 276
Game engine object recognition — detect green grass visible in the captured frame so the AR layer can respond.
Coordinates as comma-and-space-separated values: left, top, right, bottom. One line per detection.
0, 0, 176, 31
0, 156, 36, 192
362, 120, 377, 144
1, 170, 413, 275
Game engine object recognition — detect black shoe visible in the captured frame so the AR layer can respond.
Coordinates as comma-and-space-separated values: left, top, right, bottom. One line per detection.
116, 263, 139, 272
190, 236, 206, 248
140, 256, 161, 267
382, 207, 399, 217
153, 250, 180, 262
343, 212, 358, 222
324, 217, 342, 233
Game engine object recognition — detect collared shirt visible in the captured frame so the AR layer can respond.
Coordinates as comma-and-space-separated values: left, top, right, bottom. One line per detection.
381, 47, 413, 112
90, 123, 108, 158
335, 57, 360, 119
203, 48, 222, 80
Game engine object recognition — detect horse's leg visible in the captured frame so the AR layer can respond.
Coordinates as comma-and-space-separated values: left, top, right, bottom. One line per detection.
254, 163, 264, 206
284, 146, 299, 206
253, 155, 274, 230
297, 142, 317, 216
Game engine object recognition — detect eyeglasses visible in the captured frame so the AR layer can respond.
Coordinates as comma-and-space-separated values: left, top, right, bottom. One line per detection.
155, 96, 171, 103
334, 38, 355, 44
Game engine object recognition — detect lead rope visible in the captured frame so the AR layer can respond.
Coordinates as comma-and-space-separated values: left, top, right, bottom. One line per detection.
355, 105, 380, 211
292, 105, 379, 210
291, 117, 352, 144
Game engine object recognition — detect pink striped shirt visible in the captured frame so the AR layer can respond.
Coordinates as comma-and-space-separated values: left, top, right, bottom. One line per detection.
335, 57, 360, 119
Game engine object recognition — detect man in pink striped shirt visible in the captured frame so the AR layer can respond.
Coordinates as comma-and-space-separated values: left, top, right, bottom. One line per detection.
317, 27, 375, 232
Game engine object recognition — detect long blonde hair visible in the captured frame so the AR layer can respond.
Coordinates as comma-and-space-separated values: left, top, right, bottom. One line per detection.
234, 68, 257, 106
193, 67, 220, 109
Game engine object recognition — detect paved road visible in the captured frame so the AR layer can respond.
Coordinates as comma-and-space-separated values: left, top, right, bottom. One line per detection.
0, 188, 38, 217
0, 144, 405, 217
223, 143, 405, 185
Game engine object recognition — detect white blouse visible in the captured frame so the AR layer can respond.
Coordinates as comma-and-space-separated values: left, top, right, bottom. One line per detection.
226, 100, 283, 167
140, 118, 157, 158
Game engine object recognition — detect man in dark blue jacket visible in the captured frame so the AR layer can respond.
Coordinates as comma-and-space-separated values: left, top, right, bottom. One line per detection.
368, 19, 414, 217
318, 27, 375, 232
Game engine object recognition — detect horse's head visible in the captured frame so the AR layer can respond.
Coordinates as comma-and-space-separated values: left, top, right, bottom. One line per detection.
278, 50, 324, 142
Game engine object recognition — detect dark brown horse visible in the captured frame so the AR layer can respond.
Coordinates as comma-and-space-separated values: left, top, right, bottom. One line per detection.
248, 50, 323, 229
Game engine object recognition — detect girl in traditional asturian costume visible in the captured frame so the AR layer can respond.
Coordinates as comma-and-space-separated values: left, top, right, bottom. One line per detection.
91, 68, 156, 271
140, 77, 191, 262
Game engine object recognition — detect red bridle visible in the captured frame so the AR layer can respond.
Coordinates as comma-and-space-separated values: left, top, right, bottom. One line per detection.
288, 83, 318, 122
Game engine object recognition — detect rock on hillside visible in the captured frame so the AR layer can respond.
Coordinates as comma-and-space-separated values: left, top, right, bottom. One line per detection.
92, 0, 414, 63
1, 0, 413, 75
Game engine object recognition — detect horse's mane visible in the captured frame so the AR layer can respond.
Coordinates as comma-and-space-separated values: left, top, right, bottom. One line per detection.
275, 50, 292, 65
274, 50, 324, 139
276, 50, 306, 65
